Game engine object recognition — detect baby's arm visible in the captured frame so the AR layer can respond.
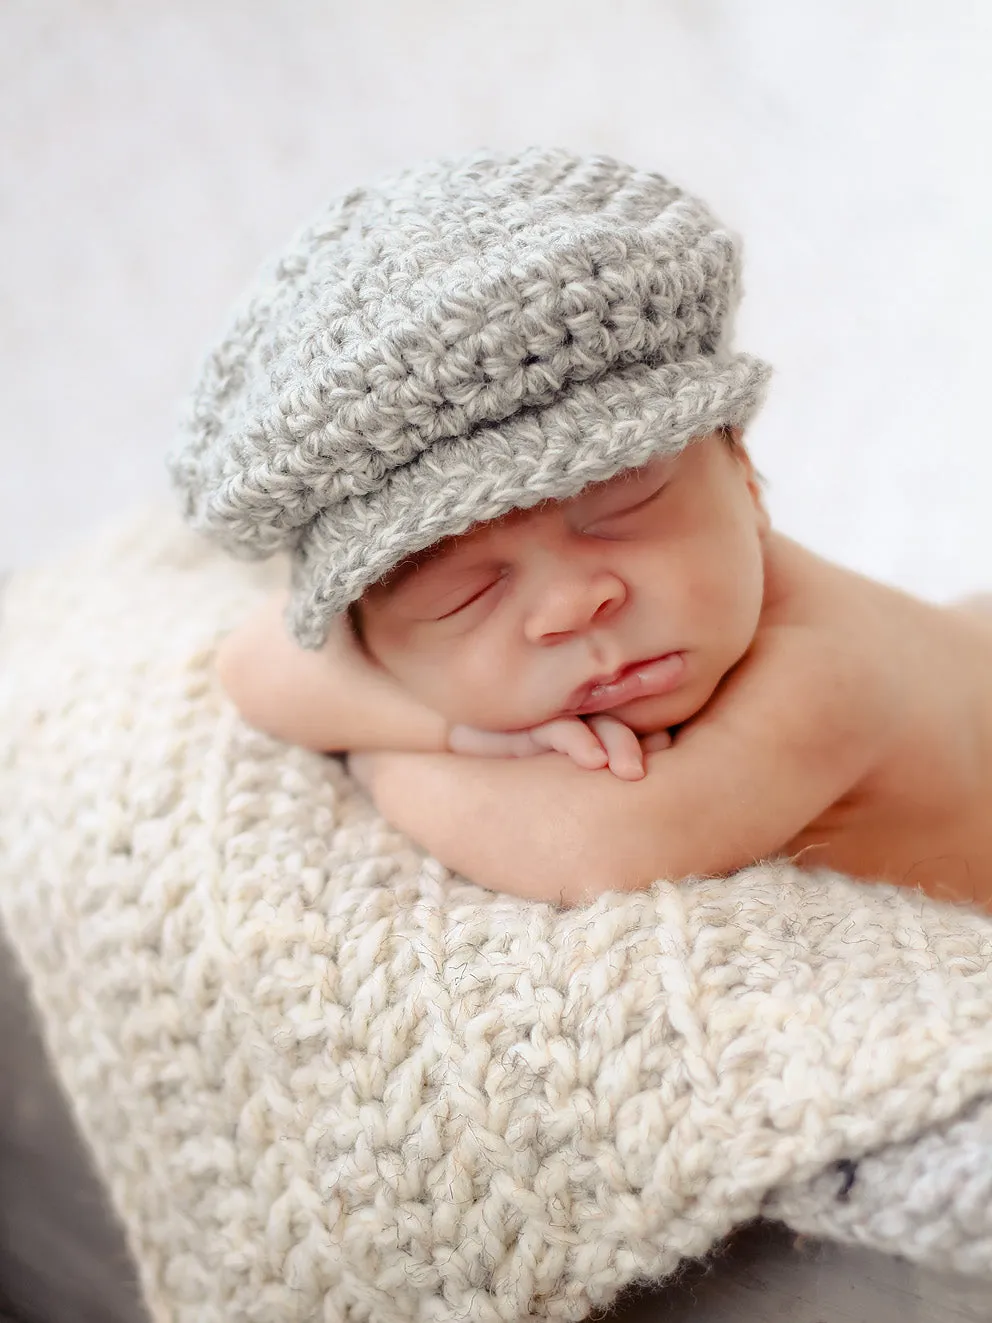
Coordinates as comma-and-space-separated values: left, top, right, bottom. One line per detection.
350, 633, 886, 903
216, 591, 449, 753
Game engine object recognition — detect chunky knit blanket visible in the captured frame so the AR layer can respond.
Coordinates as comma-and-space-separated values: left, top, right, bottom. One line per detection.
1, 509, 991, 1323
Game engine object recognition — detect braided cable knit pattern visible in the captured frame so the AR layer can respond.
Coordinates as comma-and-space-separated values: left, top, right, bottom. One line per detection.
2, 511, 992, 1323
167, 148, 770, 645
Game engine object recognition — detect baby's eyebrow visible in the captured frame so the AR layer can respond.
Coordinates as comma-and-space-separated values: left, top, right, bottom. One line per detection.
576, 468, 657, 509
378, 541, 458, 597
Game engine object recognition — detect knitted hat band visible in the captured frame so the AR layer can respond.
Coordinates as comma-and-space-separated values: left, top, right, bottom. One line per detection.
167, 148, 771, 646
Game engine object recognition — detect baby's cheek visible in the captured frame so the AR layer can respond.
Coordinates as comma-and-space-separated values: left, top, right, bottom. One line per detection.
444, 683, 539, 731
395, 630, 560, 731
697, 548, 761, 634
398, 654, 489, 723
434, 658, 552, 730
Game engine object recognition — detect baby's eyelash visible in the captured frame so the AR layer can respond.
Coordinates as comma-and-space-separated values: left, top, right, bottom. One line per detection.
434, 579, 501, 620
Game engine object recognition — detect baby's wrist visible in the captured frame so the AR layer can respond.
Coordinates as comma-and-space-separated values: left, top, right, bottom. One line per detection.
388, 702, 449, 754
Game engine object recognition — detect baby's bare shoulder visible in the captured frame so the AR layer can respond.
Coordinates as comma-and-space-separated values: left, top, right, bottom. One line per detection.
739, 618, 879, 712
698, 617, 891, 773
736, 536, 899, 731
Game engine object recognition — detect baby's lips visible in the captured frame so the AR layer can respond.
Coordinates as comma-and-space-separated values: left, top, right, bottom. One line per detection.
569, 652, 686, 715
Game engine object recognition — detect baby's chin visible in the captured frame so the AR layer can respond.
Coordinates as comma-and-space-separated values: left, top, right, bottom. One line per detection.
597, 684, 712, 735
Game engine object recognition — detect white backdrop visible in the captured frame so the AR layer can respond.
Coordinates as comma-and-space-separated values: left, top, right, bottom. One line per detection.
3, 0, 990, 600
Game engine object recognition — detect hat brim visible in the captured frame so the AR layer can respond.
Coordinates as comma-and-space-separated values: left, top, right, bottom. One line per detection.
287, 352, 771, 647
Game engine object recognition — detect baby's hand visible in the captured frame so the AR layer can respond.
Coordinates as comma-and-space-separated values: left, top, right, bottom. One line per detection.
448, 714, 652, 780
640, 729, 675, 755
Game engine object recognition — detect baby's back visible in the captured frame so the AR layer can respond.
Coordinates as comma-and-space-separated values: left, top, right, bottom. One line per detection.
764, 535, 992, 907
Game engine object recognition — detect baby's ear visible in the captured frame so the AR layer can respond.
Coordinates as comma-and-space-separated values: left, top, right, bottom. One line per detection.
728, 430, 771, 532
751, 482, 772, 535
345, 600, 372, 656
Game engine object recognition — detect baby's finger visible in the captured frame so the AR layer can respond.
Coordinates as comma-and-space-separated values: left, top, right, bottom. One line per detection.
585, 714, 645, 780
531, 717, 609, 768
640, 729, 674, 754
448, 725, 540, 758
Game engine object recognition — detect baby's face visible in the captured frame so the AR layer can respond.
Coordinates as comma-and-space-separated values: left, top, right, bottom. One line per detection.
357, 431, 769, 735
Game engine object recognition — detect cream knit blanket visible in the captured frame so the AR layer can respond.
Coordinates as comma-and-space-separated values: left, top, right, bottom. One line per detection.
1, 509, 991, 1323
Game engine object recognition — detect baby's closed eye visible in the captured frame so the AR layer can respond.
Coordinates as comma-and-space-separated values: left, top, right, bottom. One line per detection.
432, 574, 506, 619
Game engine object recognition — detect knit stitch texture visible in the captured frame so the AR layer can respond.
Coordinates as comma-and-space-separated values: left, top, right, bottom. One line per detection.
166, 148, 770, 647
1, 510, 991, 1323
765, 1095, 992, 1274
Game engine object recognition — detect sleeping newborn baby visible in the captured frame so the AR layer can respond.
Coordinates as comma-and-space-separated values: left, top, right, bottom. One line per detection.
170, 148, 992, 911
216, 424, 992, 911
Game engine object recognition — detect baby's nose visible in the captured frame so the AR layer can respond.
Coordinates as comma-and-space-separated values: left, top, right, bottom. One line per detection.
524, 572, 626, 643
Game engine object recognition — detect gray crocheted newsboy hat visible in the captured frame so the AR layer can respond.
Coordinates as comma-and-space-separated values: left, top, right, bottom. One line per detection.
168, 146, 771, 648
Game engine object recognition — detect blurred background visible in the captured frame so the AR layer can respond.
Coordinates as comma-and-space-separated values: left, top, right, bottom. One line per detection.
2, 0, 991, 600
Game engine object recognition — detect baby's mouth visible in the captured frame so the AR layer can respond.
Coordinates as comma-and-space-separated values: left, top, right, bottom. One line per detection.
564, 652, 686, 715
